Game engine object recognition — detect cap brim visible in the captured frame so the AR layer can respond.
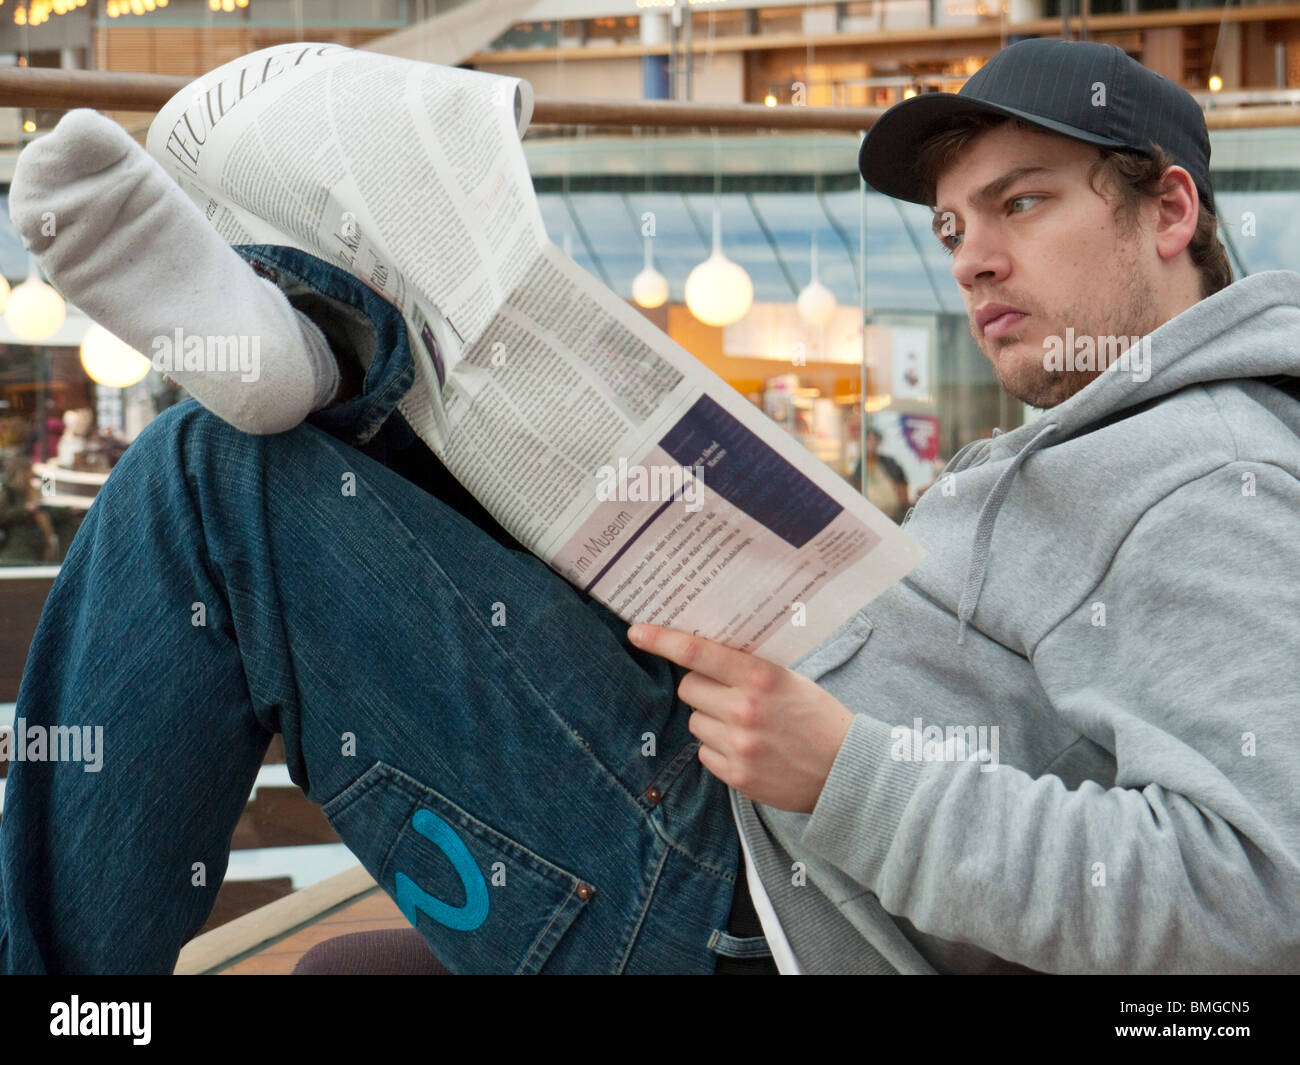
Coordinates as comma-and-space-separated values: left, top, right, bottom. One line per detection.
859, 94, 1129, 206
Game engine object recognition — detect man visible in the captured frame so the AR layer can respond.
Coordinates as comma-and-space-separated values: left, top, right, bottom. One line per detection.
851, 427, 909, 523
2, 38, 1297, 974
710, 36, 1300, 973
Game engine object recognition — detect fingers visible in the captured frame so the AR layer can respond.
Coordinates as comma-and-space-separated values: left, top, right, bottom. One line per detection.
628, 623, 780, 691
675, 669, 730, 716
695, 741, 731, 785
686, 705, 732, 758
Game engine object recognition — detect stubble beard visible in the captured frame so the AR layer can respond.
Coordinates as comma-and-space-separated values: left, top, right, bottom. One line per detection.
973, 264, 1160, 410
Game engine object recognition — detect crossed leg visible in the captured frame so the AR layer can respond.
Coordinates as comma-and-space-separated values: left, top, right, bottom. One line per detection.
0, 400, 741, 974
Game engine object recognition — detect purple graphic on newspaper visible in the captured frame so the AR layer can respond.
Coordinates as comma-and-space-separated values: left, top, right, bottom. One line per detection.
552, 396, 882, 657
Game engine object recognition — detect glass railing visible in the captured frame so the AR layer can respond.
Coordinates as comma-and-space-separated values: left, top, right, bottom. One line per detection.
522, 124, 1021, 517
5, 98, 1298, 565
0, 63, 1296, 540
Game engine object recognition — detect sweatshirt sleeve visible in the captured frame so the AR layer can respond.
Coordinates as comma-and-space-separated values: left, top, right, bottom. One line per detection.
798, 461, 1300, 973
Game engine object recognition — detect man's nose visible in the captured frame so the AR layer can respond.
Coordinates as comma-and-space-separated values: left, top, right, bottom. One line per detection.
951, 220, 1010, 289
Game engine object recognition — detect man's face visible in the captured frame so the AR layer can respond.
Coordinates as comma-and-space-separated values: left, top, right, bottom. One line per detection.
933, 123, 1164, 409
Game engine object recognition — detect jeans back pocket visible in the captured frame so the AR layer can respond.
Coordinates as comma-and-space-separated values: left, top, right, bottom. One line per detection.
322, 761, 593, 974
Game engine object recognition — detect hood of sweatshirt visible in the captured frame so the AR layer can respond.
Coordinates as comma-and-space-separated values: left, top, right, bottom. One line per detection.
940, 269, 1300, 645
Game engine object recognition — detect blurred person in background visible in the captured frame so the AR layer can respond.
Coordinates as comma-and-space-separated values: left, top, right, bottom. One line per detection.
852, 427, 910, 522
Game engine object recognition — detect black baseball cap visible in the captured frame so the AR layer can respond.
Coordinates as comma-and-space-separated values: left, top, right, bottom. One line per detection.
859, 38, 1215, 215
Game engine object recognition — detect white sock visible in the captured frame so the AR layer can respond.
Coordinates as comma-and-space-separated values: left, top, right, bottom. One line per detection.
8, 108, 339, 435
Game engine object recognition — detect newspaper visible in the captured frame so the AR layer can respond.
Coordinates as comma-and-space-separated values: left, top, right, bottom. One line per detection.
146, 42, 926, 668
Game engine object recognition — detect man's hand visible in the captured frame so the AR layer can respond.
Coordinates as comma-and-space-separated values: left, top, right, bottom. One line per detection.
627, 623, 854, 813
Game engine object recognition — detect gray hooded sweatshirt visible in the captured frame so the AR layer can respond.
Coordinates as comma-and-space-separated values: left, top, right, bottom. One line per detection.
734, 269, 1300, 974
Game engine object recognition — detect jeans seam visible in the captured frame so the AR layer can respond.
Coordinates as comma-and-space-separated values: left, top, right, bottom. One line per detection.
709, 930, 772, 958
174, 404, 283, 740
643, 808, 739, 883
326, 761, 594, 973
356, 376, 412, 444
642, 737, 698, 805
303, 425, 716, 867
319, 764, 422, 895
175, 408, 239, 633
518, 883, 584, 975
634, 739, 740, 881
297, 426, 740, 889
328, 761, 592, 886
614, 835, 672, 974
294, 423, 638, 808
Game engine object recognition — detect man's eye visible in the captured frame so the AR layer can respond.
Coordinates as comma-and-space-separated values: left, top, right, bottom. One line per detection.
1009, 195, 1042, 213
939, 232, 963, 256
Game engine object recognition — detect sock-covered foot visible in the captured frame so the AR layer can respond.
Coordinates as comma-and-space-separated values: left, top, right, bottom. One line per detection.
8, 108, 339, 435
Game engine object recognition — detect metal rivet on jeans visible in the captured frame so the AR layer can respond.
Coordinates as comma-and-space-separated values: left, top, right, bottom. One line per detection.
645, 786, 662, 805
576, 882, 596, 901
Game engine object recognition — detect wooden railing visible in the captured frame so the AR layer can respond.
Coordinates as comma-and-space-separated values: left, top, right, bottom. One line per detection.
1, 66, 1298, 132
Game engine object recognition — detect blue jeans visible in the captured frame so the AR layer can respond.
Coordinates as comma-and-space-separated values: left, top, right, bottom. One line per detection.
0, 245, 761, 974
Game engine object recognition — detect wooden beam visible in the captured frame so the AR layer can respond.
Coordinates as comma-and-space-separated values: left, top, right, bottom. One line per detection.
529, 96, 884, 130
0, 65, 1294, 133
1203, 104, 1300, 130
0, 66, 188, 111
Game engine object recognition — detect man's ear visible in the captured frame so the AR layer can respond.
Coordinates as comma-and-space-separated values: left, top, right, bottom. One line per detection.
1152, 165, 1199, 262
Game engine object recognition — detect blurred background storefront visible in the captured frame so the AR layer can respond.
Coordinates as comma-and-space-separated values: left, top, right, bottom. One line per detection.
0, 0, 1297, 937
0, 0, 1296, 571
0, 202, 186, 570
527, 129, 1021, 511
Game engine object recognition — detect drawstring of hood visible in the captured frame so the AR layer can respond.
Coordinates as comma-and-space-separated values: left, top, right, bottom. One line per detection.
945, 271, 1300, 646
956, 419, 1060, 645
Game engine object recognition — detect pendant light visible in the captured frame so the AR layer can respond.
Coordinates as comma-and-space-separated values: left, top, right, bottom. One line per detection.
685, 133, 752, 328
797, 233, 836, 325
633, 234, 669, 309
4, 256, 65, 342
633, 132, 669, 309
80, 322, 151, 388
685, 208, 753, 327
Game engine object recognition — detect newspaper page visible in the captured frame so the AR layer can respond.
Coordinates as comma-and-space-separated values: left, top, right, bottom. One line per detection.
146, 42, 926, 667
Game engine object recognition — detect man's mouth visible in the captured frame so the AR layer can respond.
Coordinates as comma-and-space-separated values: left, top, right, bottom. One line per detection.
975, 303, 1029, 341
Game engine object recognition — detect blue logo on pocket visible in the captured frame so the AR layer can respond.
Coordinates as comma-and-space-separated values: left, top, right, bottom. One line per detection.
394, 808, 490, 932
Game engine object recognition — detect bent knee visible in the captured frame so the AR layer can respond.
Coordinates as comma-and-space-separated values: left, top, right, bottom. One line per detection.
129, 398, 325, 457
